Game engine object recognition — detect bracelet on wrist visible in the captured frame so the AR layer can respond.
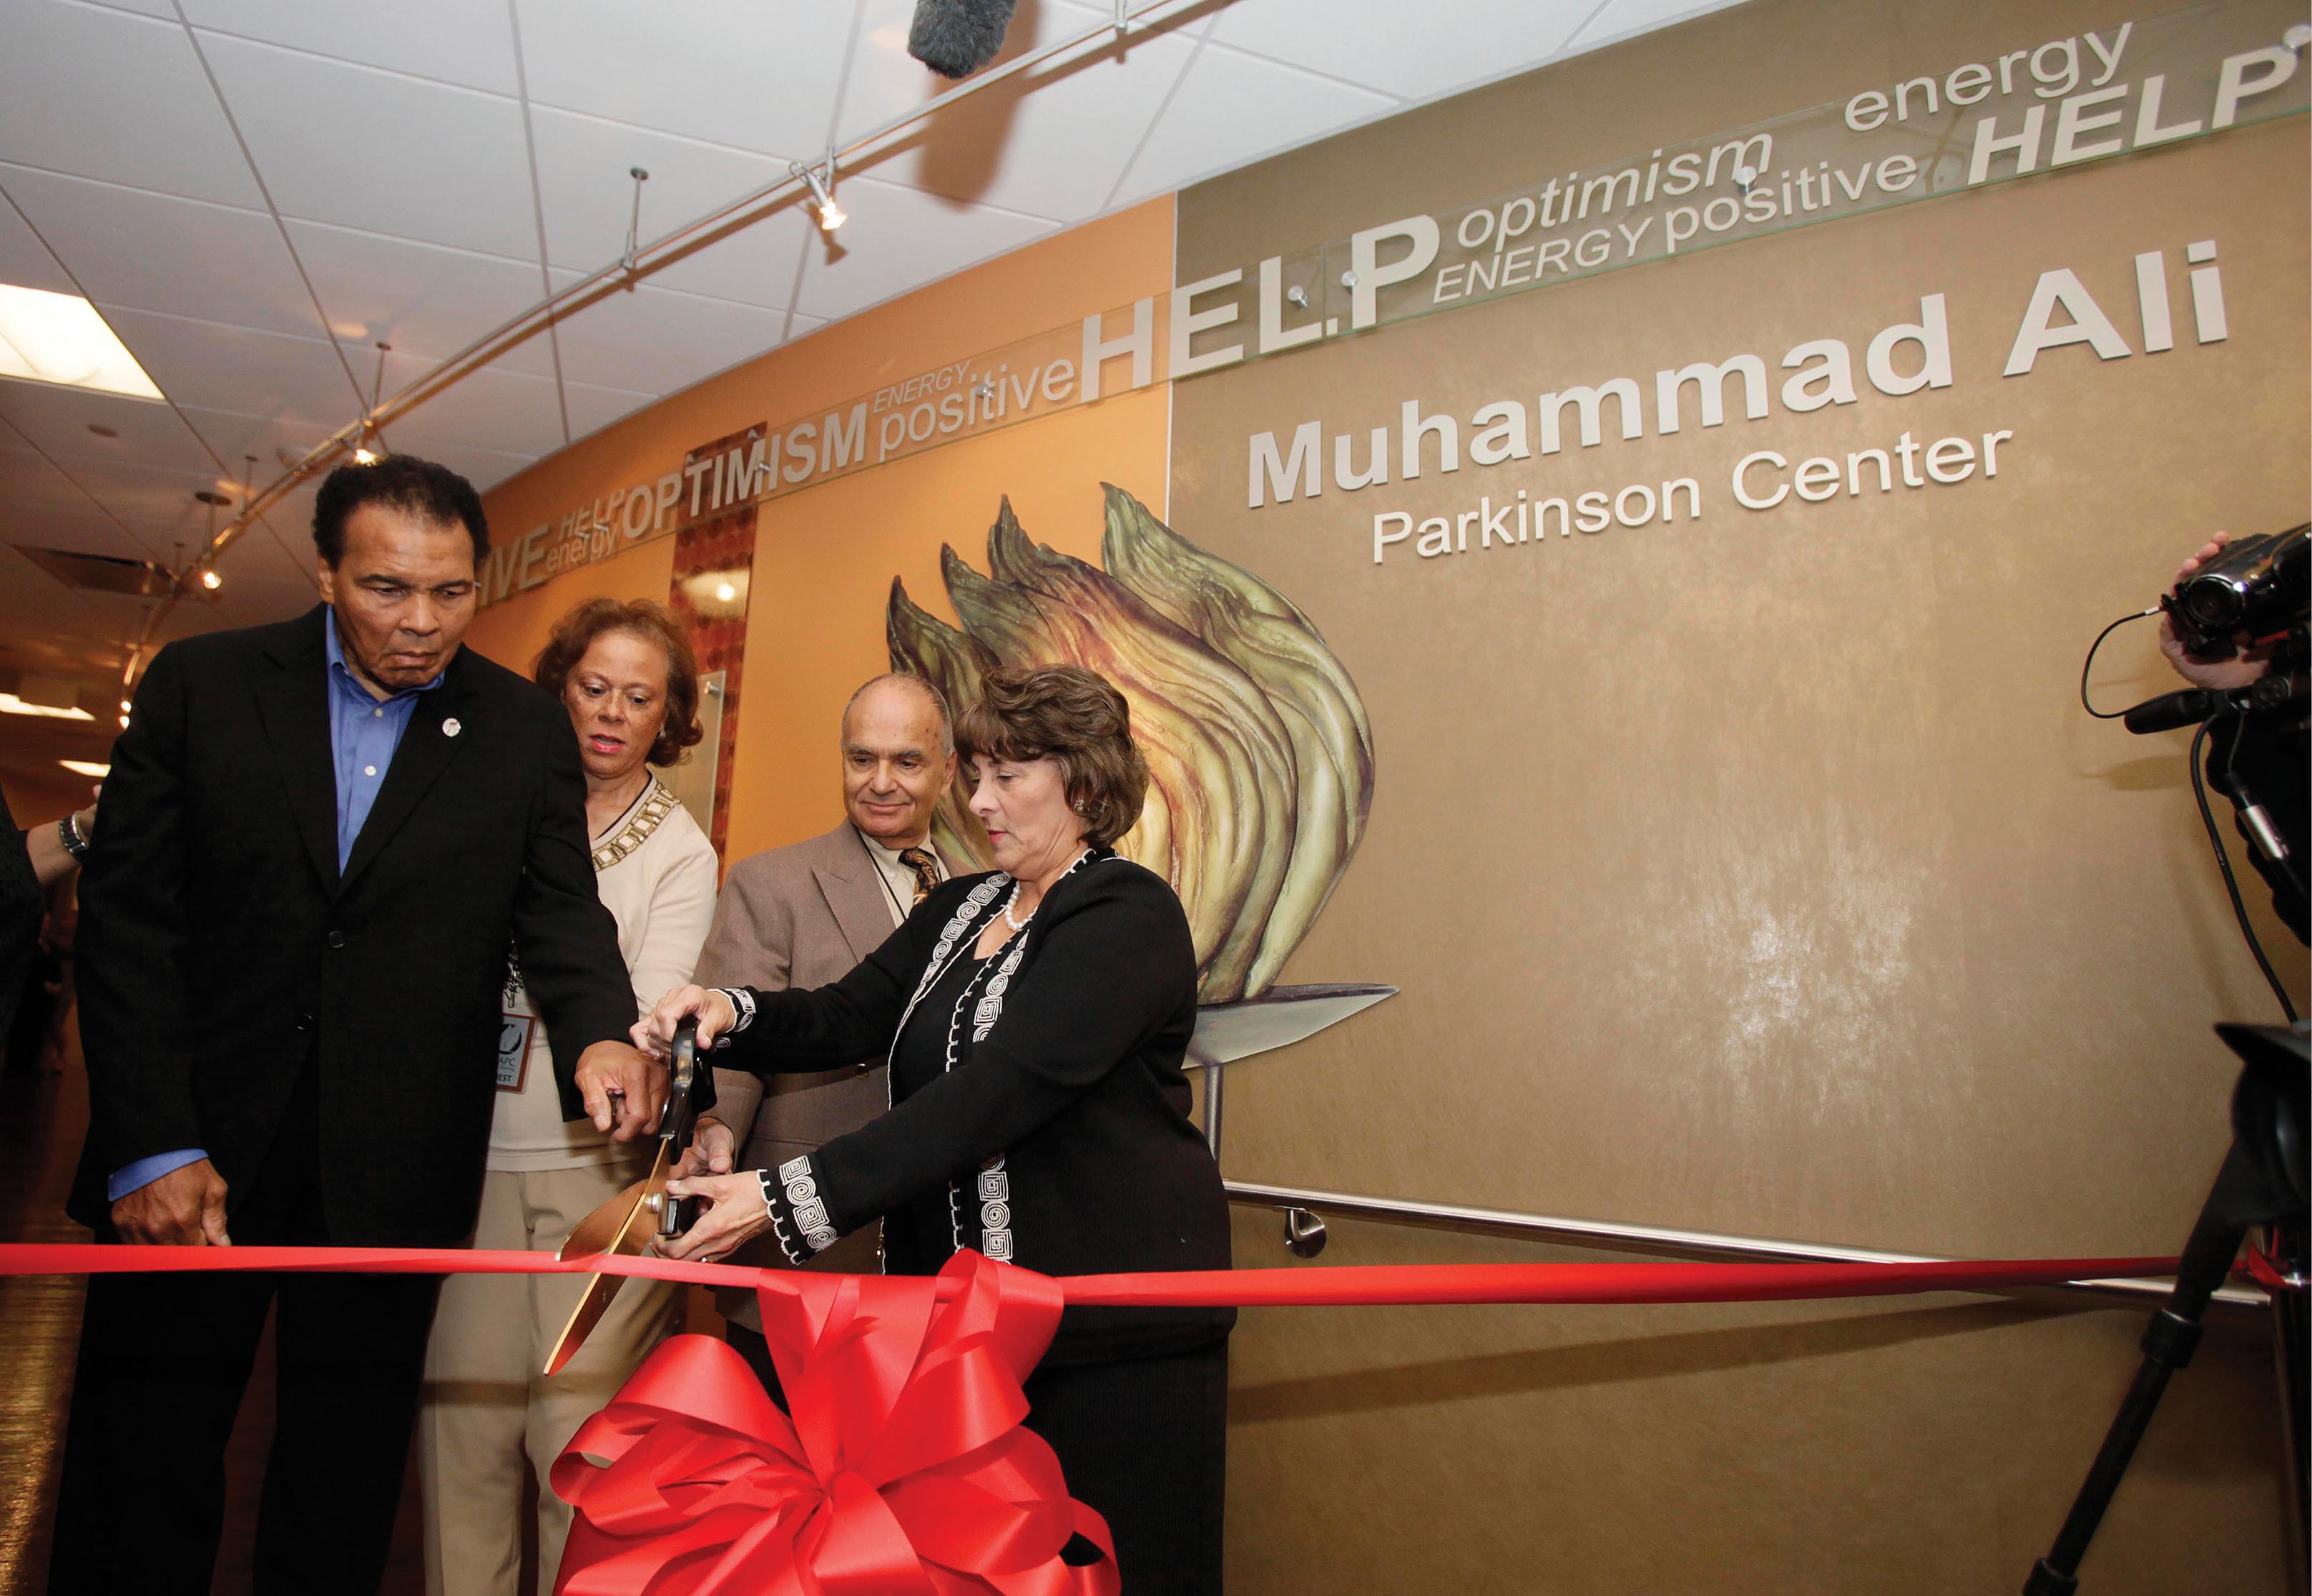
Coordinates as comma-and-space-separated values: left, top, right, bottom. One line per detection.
57, 814, 89, 863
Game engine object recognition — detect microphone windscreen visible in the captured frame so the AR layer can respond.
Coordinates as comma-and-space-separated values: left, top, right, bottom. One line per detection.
2122, 688, 2217, 735
908, 0, 1020, 79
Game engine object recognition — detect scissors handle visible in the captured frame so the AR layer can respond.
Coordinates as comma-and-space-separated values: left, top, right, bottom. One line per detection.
658, 1016, 701, 1239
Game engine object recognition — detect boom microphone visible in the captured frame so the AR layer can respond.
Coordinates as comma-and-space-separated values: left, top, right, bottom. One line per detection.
908, 0, 1020, 79
2123, 687, 2235, 735
2122, 674, 2307, 735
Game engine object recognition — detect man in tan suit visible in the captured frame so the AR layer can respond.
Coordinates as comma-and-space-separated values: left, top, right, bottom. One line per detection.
684, 672, 959, 1382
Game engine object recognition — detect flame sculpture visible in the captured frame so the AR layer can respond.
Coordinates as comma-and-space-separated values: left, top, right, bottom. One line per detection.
887, 485, 1375, 1004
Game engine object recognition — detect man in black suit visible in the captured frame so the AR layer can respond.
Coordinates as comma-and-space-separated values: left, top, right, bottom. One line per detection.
49, 456, 668, 1595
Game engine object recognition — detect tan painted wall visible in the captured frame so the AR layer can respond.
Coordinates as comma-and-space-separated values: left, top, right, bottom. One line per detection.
1167, 0, 2306, 1590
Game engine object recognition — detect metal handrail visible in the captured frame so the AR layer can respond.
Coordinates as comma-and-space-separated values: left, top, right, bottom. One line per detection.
1223, 1179, 2271, 1313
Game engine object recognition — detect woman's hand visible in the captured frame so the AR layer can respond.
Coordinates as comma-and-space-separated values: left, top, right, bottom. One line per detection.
652, 1171, 770, 1263
2158, 531, 2269, 691
670, 1115, 735, 1180
632, 983, 737, 1057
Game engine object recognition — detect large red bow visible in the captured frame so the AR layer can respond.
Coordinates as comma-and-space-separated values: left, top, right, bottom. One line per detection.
551, 1250, 1119, 1596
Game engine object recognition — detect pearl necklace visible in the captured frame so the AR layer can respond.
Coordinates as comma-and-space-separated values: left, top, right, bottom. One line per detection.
1000, 848, 1089, 932
1001, 884, 1035, 932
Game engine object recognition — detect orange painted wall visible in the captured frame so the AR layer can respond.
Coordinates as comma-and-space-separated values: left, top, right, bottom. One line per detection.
728, 386, 1168, 863
463, 534, 677, 684
474, 197, 1176, 863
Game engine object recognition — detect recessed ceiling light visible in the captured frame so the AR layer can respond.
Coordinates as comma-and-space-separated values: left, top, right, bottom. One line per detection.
60, 760, 111, 778
0, 690, 94, 721
715, 582, 737, 602
0, 284, 163, 401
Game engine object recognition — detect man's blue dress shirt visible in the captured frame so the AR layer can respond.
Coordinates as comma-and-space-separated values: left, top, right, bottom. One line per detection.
107, 612, 448, 1204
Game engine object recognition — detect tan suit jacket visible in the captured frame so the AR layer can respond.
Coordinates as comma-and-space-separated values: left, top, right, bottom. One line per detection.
690, 821, 946, 1323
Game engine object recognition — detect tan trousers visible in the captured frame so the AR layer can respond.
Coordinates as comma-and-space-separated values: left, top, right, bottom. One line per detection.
417, 1162, 681, 1596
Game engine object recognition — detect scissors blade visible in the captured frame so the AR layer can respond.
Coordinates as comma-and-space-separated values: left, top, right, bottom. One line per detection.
544, 1141, 671, 1376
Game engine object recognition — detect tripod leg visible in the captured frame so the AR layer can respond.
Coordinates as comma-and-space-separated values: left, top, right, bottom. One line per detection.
2023, 1145, 2261, 1596
2269, 1223, 2308, 1596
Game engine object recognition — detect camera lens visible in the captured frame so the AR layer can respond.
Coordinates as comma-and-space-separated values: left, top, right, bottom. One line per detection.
2181, 577, 2242, 630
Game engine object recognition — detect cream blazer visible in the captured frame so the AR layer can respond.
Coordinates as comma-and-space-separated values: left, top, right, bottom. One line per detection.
489, 775, 717, 1171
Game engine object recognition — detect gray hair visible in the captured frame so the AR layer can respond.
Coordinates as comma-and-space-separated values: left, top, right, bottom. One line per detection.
841, 671, 954, 755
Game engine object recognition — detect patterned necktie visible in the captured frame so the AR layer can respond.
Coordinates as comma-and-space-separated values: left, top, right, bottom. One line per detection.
898, 846, 941, 906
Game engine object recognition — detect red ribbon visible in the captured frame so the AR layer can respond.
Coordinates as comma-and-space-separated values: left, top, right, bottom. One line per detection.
0, 1242, 2184, 1595
549, 1251, 1117, 1596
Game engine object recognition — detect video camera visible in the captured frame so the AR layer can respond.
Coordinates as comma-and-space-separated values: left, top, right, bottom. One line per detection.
2160, 522, 2308, 660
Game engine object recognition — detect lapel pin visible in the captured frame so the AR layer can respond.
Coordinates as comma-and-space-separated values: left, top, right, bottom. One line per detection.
442, 717, 462, 738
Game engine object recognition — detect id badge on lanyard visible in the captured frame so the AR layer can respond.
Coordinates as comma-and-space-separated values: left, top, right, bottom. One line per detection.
496, 1012, 534, 1090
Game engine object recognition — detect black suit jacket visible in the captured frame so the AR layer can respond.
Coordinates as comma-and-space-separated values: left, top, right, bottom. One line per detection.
69, 607, 638, 1245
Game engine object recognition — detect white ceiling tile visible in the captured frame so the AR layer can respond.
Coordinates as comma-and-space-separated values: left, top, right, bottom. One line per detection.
1208, 0, 1585, 100
195, 34, 540, 259
177, 0, 522, 96
526, 107, 812, 310
375, 355, 571, 459
1112, 44, 1397, 207
94, 308, 362, 429
789, 176, 1053, 325
209, 565, 318, 627
51, 455, 243, 544
0, 164, 321, 338
512, 0, 848, 161
0, 381, 215, 475
0, 0, 263, 207
0, 547, 100, 627
0, 189, 79, 295
209, 511, 318, 584
545, 278, 786, 394
836, 0, 1112, 146
174, 403, 340, 479
562, 381, 657, 444
2, 498, 160, 562
362, 436, 537, 497
150, 599, 233, 644
841, 3, 1200, 217
283, 220, 557, 378
1568, 0, 1754, 54
248, 475, 323, 559
0, 439, 107, 515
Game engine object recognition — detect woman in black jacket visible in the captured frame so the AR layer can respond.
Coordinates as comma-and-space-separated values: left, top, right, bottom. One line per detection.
640, 663, 1231, 1595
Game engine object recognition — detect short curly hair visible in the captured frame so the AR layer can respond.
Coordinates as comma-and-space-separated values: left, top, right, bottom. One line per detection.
954, 664, 1149, 847
313, 454, 487, 567
532, 599, 705, 768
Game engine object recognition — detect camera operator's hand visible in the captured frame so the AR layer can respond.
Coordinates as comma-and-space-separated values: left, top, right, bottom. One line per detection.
2158, 532, 2271, 691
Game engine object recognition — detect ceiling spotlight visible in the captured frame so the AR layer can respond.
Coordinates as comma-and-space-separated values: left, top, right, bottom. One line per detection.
119, 698, 132, 713
117, 714, 129, 729
199, 567, 222, 590
795, 158, 846, 232
715, 581, 737, 602
349, 341, 391, 466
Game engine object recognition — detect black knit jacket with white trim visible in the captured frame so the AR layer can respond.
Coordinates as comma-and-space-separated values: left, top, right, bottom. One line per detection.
725, 851, 1233, 1362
